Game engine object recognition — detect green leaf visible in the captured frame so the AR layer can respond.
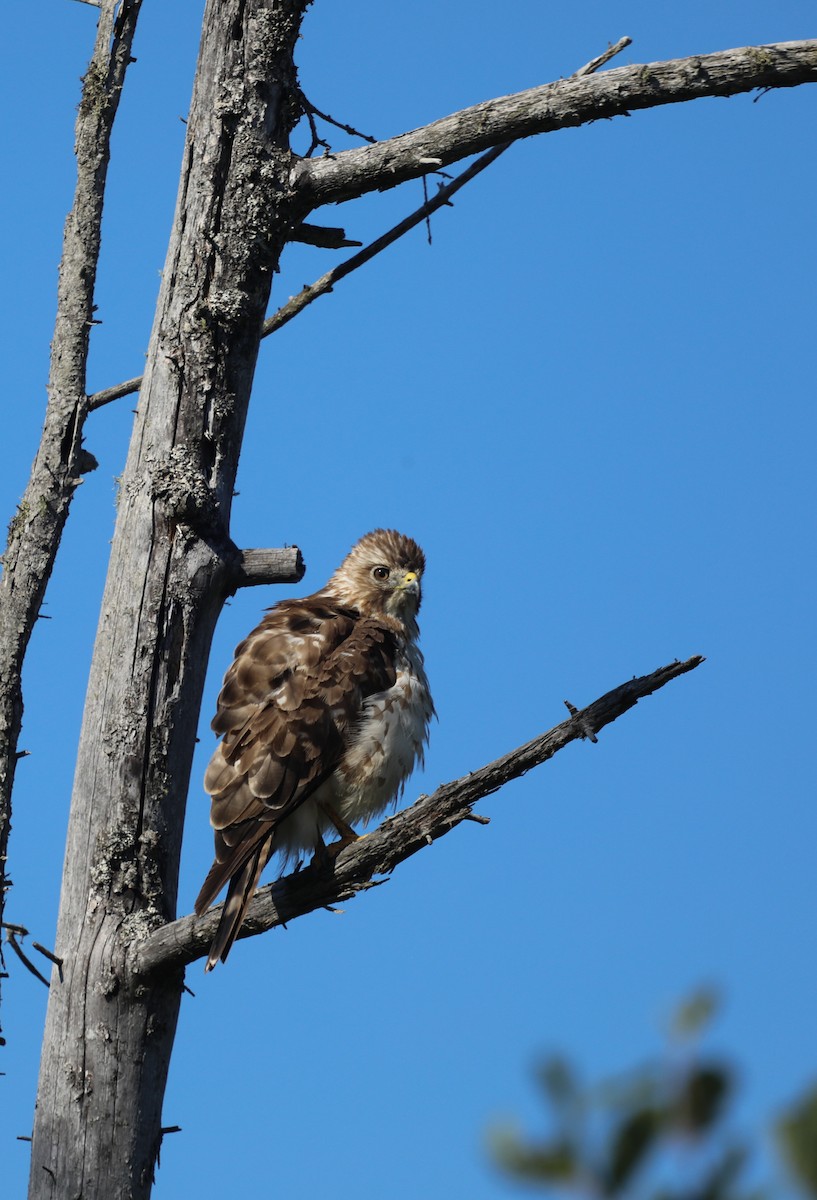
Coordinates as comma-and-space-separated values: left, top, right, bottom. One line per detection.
490, 1127, 578, 1185
670, 988, 720, 1039
536, 1056, 581, 1111
777, 1083, 817, 1197
677, 1064, 731, 1132
603, 1106, 663, 1194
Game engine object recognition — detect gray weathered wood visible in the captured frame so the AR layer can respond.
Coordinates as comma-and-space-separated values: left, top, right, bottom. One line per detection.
80, 38, 817, 413
27, 4, 308, 1197
295, 40, 817, 206
0, 0, 142, 1011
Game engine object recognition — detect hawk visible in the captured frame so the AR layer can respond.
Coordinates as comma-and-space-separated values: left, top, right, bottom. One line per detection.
195, 529, 433, 970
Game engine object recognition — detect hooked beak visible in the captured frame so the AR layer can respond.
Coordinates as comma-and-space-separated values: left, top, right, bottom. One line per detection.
397, 570, 420, 598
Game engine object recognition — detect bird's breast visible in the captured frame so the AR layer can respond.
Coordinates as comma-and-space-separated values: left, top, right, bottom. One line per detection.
336, 642, 433, 827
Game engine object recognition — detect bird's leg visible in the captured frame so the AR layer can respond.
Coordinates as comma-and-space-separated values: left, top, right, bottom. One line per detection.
309, 828, 332, 871
309, 805, 369, 872
317, 802, 362, 847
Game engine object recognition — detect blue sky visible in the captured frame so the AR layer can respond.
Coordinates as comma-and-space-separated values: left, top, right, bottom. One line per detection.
1, 2, 815, 1197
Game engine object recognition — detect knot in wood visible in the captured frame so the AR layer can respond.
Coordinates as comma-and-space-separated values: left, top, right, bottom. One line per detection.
151, 447, 217, 528
206, 287, 253, 327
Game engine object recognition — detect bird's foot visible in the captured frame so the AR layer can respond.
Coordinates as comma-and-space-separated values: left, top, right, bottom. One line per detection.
318, 802, 360, 845
310, 811, 369, 872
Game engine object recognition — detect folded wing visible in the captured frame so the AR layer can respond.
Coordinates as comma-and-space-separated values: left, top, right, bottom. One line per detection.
195, 597, 397, 967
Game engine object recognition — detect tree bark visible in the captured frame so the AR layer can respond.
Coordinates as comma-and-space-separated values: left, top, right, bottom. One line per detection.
0, 0, 142, 1009
28, 3, 308, 1197
295, 39, 817, 205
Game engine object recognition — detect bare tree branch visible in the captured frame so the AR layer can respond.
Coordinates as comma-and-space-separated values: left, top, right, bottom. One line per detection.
0, 0, 142, 1005
233, 547, 305, 589
135, 655, 704, 975
264, 140, 513, 336
575, 37, 632, 75
294, 40, 817, 207
3, 924, 50, 988
88, 374, 143, 411
296, 87, 378, 157
82, 37, 816, 413
291, 223, 363, 248
262, 39, 639, 334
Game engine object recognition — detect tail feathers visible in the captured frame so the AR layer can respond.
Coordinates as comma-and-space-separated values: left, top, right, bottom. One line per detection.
194, 859, 231, 918
194, 821, 267, 917
200, 836, 274, 971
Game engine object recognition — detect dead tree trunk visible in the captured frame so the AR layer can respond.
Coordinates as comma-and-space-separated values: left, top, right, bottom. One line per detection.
0, 0, 142, 998
28, 4, 307, 1196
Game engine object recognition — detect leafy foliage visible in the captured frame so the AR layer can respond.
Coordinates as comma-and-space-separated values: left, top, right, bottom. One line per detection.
491, 992, 817, 1200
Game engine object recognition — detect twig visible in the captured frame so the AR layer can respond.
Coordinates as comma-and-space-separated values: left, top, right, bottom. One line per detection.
296, 40, 817, 207
2, 921, 29, 936
0, 0, 144, 1013
33, 942, 64, 984
88, 375, 143, 412
154, 1125, 182, 1171
296, 87, 377, 156
291, 223, 363, 249
135, 655, 704, 975
299, 99, 329, 158
3, 926, 50, 987
575, 35, 632, 76
422, 174, 432, 244
232, 546, 305, 589
85, 34, 634, 409
564, 698, 599, 743
308, 103, 376, 144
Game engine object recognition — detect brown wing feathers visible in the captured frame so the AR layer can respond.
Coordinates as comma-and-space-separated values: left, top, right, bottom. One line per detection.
195, 597, 398, 969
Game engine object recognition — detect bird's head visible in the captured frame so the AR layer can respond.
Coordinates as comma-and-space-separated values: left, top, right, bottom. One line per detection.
326, 529, 426, 625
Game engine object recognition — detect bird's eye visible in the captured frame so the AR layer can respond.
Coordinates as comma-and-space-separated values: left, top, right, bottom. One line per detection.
372, 566, 390, 581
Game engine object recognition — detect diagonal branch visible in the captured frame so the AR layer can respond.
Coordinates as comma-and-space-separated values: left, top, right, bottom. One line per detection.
85, 142, 515, 410
293, 40, 817, 207
261, 36, 632, 335
263, 141, 512, 337
86, 36, 635, 409
135, 654, 704, 975
85, 38, 817, 412
2, 924, 51, 989
0, 0, 143, 1002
